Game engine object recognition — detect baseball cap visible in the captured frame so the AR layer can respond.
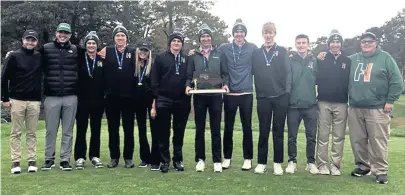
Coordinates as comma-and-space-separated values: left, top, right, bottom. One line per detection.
56, 23, 72, 33
22, 29, 39, 41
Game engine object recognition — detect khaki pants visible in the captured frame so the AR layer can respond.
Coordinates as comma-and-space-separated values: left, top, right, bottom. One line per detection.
9, 99, 41, 162
316, 101, 348, 168
348, 107, 390, 175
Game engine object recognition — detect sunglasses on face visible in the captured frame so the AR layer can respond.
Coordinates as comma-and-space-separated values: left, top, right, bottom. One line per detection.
360, 40, 376, 44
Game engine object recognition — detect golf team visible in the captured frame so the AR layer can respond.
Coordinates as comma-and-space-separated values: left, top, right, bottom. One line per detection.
1, 18, 403, 185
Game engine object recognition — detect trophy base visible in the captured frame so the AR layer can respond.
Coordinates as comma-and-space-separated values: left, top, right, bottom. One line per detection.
189, 89, 227, 94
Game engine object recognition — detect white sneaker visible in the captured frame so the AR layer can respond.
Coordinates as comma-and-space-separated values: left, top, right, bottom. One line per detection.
196, 159, 205, 172
254, 164, 266, 174
330, 164, 341, 176
28, 166, 38, 173
319, 165, 330, 175
285, 161, 297, 174
222, 159, 231, 169
11, 166, 21, 174
241, 159, 252, 170
305, 163, 320, 175
214, 163, 222, 173
75, 158, 85, 170
273, 163, 283, 175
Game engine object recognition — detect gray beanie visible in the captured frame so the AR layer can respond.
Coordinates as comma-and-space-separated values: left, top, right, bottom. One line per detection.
113, 24, 128, 39
232, 18, 247, 36
327, 29, 343, 46
198, 23, 213, 40
84, 31, 99, 45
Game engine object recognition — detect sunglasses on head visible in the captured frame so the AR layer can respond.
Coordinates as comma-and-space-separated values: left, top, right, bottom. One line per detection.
140, 48, 149, 52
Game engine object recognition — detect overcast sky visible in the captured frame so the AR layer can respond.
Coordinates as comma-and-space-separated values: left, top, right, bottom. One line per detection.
210, 0, 405, 47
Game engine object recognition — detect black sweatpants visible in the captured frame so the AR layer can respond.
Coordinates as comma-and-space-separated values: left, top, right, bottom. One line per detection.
156, 96, 191, 164
194, 95, 222, 163
135, 99, 160, 165
223, 94, 253, 160
257, 94, 289, 164
287, 105, 317, 164
105, 96, 135, 160
74, 97, 104, 161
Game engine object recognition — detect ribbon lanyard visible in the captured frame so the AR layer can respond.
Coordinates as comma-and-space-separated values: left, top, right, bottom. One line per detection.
138, 63, 147, 86
202, 49, 210, 70
85, 54, 96, 78
232, 42, 242, 65
115, 46, 126, 69
262, 44, 278, 66
175, 53, 181, 75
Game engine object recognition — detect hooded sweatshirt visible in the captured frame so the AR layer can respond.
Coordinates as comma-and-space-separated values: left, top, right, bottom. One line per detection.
348, 47, 403, 108
289, 51, 318, 109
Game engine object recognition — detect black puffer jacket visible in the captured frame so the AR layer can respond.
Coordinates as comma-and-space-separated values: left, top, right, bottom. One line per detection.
41, 40, 78, 96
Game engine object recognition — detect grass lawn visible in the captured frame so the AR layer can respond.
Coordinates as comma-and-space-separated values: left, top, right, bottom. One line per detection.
1, 121, 405, 195
1, 96, 404, 195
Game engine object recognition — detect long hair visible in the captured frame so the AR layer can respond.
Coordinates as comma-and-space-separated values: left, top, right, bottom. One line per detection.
135, 48, 152, 77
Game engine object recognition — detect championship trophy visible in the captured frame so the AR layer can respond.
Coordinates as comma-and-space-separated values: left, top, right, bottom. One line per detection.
188, 69, 227, 94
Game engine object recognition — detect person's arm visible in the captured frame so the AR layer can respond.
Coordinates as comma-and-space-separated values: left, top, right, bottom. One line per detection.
220, 50, 229, 87
385, 54, 404, 104
1, 55, 16, 102
150, 55, 161, 99
285, 51, 292, 93
185, 55, 195, 88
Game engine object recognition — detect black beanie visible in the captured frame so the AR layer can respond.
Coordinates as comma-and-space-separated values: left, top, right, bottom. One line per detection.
112, 24, 128, 39
168, 32, 184, 47
232, 18, 247, 36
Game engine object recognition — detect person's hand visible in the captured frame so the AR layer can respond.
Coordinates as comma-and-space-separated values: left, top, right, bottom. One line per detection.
384, 103, 393, 113
188, 49, 195, 56
2, 101, 11, 111
97, 47, 107, 59
185, 86, 192, 95
317, 52, 327, 60
222, 85, 230, 93
151, 107, 157, 119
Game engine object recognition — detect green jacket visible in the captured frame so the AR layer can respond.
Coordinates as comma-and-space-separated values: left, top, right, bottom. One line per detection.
289, 52, 318, 108
349, 47, 404, 108
186, 46, 229, 90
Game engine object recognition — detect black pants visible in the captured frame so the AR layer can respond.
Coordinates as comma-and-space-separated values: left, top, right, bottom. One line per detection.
105, 96, 135, 160
135, 100, 160, 165
287, 106, 317, 163
74, 98, 104, 161
223, 94, 253, 160
257, 94, 289, 164
156, 96, 191, 164
194, 95, 222, 163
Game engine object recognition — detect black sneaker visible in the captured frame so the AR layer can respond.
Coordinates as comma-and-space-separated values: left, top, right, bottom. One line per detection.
351, 168, 371, 177
138, 161, 148, 168
41, 160, 55, 171
107, 159, 119, 168
151, 164, 160, 171
376, 174, 388, 184
124, 159, 135, 168
173, 161, 184, 171
60, 161, 72, 171
160, 163, 169, 173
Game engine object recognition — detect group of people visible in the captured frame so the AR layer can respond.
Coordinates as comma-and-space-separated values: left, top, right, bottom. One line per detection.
2, 18, 403, 185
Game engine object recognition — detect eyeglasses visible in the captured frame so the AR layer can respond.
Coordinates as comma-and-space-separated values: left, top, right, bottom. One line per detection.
360, 40, 376, 44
